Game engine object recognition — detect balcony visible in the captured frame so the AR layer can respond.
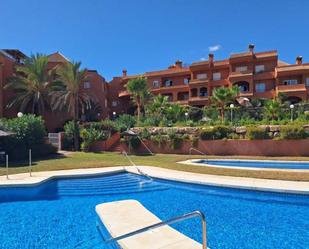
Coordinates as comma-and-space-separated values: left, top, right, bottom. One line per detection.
238, 91, 254, 97
189, 96, 209, 105
118, 90, 130, 97
229, 70, 253, 81
189, 78, 208, 86
276, 84, 307, 93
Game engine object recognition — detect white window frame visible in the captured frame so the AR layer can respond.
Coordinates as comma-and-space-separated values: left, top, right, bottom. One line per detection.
255, 65, 265, 73
83, 82, 91, 89
235, 66, 248, 72
196, 73, 207, 80
283, 79, 298, 85
255, 83, 266, 93
213, 72, 221, 81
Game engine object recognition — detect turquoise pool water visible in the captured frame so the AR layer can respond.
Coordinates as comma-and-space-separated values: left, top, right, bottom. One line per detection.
197, 159, 309, 169
0, 172, 309, 249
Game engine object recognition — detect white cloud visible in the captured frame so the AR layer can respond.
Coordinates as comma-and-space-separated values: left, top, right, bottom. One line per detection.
208, 45, 221, 52
200, 57, 207, 61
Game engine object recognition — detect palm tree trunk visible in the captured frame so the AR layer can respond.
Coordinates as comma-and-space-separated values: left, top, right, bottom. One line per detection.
220, 106, 225, 123
73, 96, 79, 151
137, 103, 141, 125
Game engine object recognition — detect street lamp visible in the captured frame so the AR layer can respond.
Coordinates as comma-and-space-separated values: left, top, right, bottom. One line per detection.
290, 104, 295, 122
17, 112, 23, 118
229, 104, 235, 123
112, 111, 116, 120
185, 112, 188, 121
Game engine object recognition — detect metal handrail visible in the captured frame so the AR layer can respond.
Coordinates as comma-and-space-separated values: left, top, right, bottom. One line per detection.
97, 210, 207, 249
122, 150, 153, 182
189, 147, 206, 156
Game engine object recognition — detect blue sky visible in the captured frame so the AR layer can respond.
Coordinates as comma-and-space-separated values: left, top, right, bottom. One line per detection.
1, 0, 309, 80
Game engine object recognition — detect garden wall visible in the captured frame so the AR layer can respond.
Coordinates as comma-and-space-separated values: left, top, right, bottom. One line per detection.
121, 139, 309, 156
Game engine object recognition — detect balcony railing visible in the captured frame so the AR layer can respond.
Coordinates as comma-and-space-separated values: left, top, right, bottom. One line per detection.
276, 84, 307, 93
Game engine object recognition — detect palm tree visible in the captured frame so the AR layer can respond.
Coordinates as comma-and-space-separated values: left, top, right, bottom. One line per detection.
211, 86, 239, 122
51, 62, 91, 150
145, 94, 169, 120
264, 99, 281, 120
126, 77, 151, 124
4, 54, 56, 115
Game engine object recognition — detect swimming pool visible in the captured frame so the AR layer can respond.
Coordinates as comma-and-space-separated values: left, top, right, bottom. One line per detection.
194, 159, 309, 169
0, 172, 309, 249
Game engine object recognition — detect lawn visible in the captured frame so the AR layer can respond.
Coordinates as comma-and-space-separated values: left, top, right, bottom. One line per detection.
2, 152, 309, 181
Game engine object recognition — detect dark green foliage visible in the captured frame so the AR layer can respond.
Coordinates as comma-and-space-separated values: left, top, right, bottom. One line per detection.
167, 129, 183, 149
280, 125, 308, 139
128, 136, 141, 149
188, 107, 203, 122
200, 125, 231, 140
0, 115, 56, 160
246, 127, 270, 140
115, 114, 136, 131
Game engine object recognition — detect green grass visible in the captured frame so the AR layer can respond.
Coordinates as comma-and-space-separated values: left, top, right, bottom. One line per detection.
1, 152, 309, 181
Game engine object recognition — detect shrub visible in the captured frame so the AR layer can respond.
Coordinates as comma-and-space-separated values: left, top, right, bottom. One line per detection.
1, 114, 56, 160
246, 127, 270, 140
280, 125, 308, 139
200, 127, 215, 140
115, 114, 136, 131
200, 125, 231, 140
79, 127, 107, 151
128, 136, 141, 149
151, 134, 168, 148
167, 129, 183, 149
140, 128, 151, 140
190, 135, 199, 147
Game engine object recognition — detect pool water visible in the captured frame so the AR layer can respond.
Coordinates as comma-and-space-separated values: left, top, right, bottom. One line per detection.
198, 159, 309, 169
1, 172, 309, 249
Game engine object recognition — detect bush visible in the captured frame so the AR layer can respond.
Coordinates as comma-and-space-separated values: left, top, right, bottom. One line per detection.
167, 129, 183, 149
79, 127, 107, 151
150, 134, 168, 148
115, 114, 136, 131
128, 136, 141, 149
1, 114, 56, 160
280, 125, 308, 139
246, 127, 270, 140
200, 126, 231, 140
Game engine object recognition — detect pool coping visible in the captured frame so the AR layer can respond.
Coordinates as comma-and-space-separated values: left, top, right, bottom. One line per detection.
180, 159, 309, 172
1, 166, 309, 194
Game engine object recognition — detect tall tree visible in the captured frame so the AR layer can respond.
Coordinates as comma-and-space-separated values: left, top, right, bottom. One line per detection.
211, 86, 239, 122
51, 62, 91, 150
145, 94, 169, 121
4, 54, 56, 115
126, 77, 151, 124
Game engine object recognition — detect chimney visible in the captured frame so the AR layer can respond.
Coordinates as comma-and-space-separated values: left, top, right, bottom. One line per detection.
208, 53, 214, 65
122, 69, 127, 77
296, 56, 303, 65
175, 60, 183, 68
248, 44, 255, 53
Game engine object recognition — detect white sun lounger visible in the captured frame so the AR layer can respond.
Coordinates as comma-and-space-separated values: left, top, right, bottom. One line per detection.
96, 200, 208, 249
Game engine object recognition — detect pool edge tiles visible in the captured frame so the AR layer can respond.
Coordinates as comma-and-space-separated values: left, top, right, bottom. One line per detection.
1, 166, 309, 195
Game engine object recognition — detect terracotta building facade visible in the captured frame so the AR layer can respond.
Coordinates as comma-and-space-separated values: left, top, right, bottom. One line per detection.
1, 45, 309, 131
109, 45, 309, 115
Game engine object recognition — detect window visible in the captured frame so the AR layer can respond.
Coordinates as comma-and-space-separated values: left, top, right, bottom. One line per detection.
183, 78, 190, 84
164, 80, 173, 87
255, 83, 266, 93
235, 66, 248, 72
152, 80, 159, 88
306, 78, 309, 86
255, 65, 265, 73
199, 87, 208, 97
83, 82, 91, 89
112, 101, 117, 107
213, 72, 221, 81
196, 73, 207, 80
283, 79, 298, 85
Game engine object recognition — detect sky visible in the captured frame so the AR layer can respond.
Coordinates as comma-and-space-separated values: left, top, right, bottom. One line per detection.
1, 0, 309, 80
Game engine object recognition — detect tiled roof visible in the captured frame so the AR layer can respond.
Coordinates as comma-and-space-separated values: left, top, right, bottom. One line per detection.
276, 63, 309, 72
47, 52, 70, 62
145, 67, 190, 77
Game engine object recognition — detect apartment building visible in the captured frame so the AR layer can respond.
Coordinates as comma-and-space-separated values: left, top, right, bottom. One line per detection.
109, 45, 309, 115
0, 49, 109, 131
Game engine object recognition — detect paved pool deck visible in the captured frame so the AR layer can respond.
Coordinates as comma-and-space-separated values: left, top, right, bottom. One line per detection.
0, 166, 309, 194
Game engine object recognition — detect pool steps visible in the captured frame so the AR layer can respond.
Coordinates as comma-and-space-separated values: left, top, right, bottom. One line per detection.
96, 200, 208, 249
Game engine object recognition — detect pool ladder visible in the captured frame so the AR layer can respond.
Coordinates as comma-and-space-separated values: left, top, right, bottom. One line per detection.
97, 210, 208, 249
